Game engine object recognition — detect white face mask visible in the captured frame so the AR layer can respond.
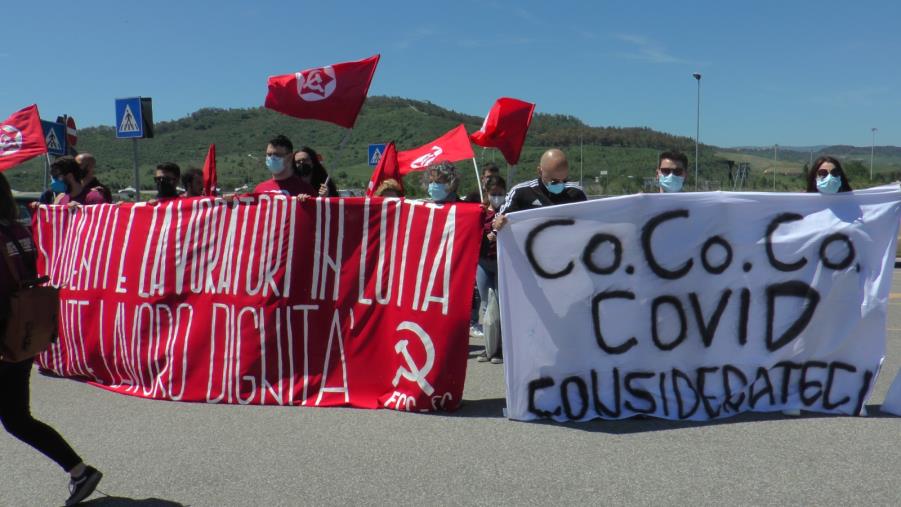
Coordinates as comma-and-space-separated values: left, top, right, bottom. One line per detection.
489, 195, 505, 209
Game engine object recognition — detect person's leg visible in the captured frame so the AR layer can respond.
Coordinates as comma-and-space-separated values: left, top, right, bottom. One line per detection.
483, 260, 503, 360
0, 359, 83, 472
476, 261, 491, 325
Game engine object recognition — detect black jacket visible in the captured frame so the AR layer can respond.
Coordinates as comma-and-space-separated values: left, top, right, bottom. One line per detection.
498, 179, 586, 214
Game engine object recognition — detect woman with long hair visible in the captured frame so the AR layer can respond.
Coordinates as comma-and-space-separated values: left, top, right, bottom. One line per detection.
0, 173, 102, 505
806, 156, 853, 194
295, 147, 339, 197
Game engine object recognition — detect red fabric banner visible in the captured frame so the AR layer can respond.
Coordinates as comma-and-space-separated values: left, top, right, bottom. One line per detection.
469, 97, 535, 165
366, 142, 402, 197
397, 124, 475, 175
265, 55, 380, 129
0, 104, 48, 172
33, 196, 481, 412
202, 144, 217, 196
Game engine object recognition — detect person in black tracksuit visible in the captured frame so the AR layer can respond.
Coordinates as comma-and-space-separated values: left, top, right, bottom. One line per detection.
494, 148, 587, 228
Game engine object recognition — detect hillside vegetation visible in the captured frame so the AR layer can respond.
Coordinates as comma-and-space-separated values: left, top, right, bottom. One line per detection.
8, 97, 898, 197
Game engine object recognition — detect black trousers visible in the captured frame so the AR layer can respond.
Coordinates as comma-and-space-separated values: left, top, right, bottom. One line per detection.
0, 359, 82, 472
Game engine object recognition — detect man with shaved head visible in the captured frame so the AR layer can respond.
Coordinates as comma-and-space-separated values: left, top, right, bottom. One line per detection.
492, 148, 586, 231
75, 153, 112, 202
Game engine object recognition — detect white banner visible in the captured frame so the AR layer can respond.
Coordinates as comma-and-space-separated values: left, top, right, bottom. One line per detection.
498, 186, 901, 421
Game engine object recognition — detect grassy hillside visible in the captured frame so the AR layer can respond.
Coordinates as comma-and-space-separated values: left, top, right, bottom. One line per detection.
7, 96, 895, 197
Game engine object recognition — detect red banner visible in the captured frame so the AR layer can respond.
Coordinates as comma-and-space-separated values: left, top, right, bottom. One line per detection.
33, 196, 482, 412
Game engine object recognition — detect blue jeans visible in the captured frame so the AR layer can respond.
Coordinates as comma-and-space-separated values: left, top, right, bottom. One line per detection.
476, 258, 501, 358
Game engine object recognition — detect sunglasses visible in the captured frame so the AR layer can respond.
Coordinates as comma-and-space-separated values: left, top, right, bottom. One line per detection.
816, 169, 841, 178
154, 176, 176, 184
659, 168, 685, 177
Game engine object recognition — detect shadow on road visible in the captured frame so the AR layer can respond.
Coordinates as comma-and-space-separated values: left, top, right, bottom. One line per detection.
81, 497, 186, 506
456, 397, 506, 418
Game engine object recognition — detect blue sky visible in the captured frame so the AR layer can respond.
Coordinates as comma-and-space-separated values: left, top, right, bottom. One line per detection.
3, 0, 899, 148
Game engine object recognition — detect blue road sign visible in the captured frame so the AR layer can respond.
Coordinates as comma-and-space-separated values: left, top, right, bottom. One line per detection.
40, 120, 67, 156
115, 97, 144, 138
368, 143, 386, 167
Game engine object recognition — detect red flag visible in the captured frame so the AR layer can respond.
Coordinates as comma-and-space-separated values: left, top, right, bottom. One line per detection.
397, 124, 475, 175
265, 55, 380, 129
0, 104, 47, 172
202, 144, 217, 196
469, 97, 535, 165
366, 142, 401, 197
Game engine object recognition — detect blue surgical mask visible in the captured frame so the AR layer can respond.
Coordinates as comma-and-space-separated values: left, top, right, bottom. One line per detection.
428, 182, 449, 201
816, 174, 841, 194
546, 182, 566, 194
265, 155, 284, 174
659, 174, 684, 193
50, 176, 67, 194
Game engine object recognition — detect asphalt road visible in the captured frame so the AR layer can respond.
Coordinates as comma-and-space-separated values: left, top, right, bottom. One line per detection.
2, 274, 901, 506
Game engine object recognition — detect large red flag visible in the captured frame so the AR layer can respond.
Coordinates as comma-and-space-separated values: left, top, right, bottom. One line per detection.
0, 104, 47, 172
366, 142, 401, 197
469, 97, 535, 165
397, 124, 475, 175
202, 144, 217, 196
265, 55, 380, 129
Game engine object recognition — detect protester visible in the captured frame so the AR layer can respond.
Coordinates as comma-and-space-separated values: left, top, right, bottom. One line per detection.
75, 153, 113, 202
295, 147, 339, 197
475, 175, 507, 364
425, 162, 461, 203
154, 162, 181, 201
0, 173, 103, 506
493, 148, 586, 230
656, 151, 688, 193
51, 157, 111, 205
463, 162, 501, 202
254, 135, 315, 197
374, 179, 403, 198
181, 168, 204, 198
806, 156, 853, 194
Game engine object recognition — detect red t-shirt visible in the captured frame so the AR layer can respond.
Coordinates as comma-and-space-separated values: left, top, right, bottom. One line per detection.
253, 176, 315, 197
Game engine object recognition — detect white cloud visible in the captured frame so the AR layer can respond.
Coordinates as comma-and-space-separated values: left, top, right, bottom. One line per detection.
612, 33, 690, 65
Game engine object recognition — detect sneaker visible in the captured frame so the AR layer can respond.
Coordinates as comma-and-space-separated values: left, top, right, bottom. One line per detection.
490, 357, 503, 364
66, 466, 102, 506
476, 353, 489, 362
469, 326, 484, 338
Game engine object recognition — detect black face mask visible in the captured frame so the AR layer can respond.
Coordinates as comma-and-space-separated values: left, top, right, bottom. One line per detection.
296, 162, 313, 177
156, 179, 178, 198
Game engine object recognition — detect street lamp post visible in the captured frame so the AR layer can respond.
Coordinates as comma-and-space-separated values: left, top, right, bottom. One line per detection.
773, 144, 778, 191
871, 127, 877, 180
693, 73, 701, 190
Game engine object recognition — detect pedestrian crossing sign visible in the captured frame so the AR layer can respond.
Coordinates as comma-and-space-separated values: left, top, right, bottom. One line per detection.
115, 97, 149, 139
368, 143, 386, 167
40, 120, 67, 156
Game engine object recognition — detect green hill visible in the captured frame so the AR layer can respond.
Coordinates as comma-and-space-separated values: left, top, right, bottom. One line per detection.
12, 96, 894, 197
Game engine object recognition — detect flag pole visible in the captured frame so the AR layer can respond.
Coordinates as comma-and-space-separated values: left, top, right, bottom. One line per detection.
471, 157, 484, 203
44, 153, 52, 190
